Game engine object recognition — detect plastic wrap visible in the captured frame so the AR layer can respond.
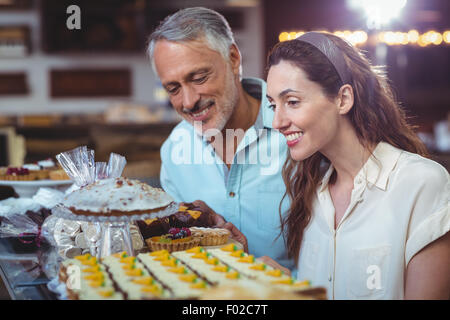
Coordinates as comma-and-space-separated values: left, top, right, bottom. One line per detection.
56, 146, 95, 187
94, 162, 108, 180
32, 188, 65, 209
106, 153, 127, 179
0, 198, 52, 249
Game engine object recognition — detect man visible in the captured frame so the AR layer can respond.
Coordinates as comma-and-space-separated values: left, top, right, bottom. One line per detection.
148, 7, 293, 272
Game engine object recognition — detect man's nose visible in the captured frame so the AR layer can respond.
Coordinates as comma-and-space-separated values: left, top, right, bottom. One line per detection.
181, 85, 200, 111
272, 106, 290, 131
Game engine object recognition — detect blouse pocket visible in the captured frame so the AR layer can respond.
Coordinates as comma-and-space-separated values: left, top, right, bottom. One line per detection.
347, 245, 391, 299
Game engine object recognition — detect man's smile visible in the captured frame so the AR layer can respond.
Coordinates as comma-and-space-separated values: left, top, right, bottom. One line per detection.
188, 101, 214, 121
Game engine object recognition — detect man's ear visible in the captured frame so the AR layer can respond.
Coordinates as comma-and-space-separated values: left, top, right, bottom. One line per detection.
229, 44, 241, 75
336, 84, 354, 115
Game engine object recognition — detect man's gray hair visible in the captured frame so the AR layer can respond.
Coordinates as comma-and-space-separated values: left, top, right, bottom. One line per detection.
147, 7, 240, 75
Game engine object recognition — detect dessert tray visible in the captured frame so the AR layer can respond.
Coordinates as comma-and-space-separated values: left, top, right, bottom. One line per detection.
51, 244, 327, 300
0, 179, 73, 198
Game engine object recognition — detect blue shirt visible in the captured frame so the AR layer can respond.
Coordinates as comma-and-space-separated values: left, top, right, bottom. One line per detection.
160, 78, 295, 272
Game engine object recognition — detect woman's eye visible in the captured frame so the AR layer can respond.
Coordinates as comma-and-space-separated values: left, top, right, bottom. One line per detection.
267, 103, 276, 110
287, 100, 300, 107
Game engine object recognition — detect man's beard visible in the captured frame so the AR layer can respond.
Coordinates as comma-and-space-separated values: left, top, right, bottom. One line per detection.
192, 79, 238, 139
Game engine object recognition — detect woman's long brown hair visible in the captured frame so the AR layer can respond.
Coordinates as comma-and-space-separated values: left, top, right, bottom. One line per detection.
267, 34, 429, 266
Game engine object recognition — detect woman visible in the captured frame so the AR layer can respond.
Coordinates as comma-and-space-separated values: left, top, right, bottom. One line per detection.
262, 32, 449, 299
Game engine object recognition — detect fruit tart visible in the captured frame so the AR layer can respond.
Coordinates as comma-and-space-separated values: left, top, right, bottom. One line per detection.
22, 163, 49, 180
146, 227, 200, 253
0, 167, 37, 181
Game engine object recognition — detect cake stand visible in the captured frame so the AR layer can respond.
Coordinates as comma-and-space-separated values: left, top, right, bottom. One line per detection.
51, 202, 179, 258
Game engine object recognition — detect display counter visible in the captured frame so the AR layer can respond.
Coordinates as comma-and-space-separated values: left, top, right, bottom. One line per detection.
0, 238, 57, 300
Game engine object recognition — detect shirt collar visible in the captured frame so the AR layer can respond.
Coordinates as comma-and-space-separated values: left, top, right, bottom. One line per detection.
257, 79, 276, 130
319, 164, 334, 193
363, 142, 402, 190
319, 142, 403, 192
241, 77, 272, 131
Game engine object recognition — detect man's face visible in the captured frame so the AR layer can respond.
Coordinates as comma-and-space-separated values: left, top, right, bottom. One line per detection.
153, 39, 240, 136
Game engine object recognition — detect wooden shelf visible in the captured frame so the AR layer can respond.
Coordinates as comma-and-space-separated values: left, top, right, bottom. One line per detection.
13, 122, 177, 178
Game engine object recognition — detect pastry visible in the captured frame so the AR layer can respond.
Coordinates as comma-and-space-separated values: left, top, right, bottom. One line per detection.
60, 246, 324, 300
0, 167, 37, 181
190, 227, 231, 246
202, 283, 325, 300
136, 204, 212, 242
19, 159, 60, 180
136, 217, 170, 239
23, 163, 49, 180
62, 177, 174, 216
137, 250, 209, 298
38, 158, 58, 171
170, 204, 211, 227
206, 244, 312, 293
59, 254, 123, 300
49, 169, 70, 180
101, 252, 167, 299
146, 228, 200, 253
172, 246, 244, 286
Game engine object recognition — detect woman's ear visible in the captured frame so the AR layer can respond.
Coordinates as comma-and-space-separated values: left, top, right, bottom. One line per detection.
336, 84, 354, 115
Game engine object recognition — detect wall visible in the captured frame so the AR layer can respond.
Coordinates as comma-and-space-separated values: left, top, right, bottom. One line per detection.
0, 1, 264, 115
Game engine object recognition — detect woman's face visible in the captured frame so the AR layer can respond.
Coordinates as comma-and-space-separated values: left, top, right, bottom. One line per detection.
267, 60, 340, 161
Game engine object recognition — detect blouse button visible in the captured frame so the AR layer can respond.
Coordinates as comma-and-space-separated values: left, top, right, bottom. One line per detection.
229, 192, 235, 198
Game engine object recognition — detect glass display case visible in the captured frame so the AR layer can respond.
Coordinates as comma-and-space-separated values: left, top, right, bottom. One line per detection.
0, 238, 58, 300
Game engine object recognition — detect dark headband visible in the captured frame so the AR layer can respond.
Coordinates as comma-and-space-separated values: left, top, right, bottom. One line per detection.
296, 32, 351, 85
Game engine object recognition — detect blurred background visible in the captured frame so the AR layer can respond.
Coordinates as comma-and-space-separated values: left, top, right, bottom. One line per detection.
0, 0, 449, 185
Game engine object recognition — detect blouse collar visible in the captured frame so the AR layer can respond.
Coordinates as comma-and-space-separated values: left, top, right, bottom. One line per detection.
319, 142, 403, 192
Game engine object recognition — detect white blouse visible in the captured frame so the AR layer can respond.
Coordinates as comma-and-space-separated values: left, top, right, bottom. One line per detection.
296, 142, 449, 299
